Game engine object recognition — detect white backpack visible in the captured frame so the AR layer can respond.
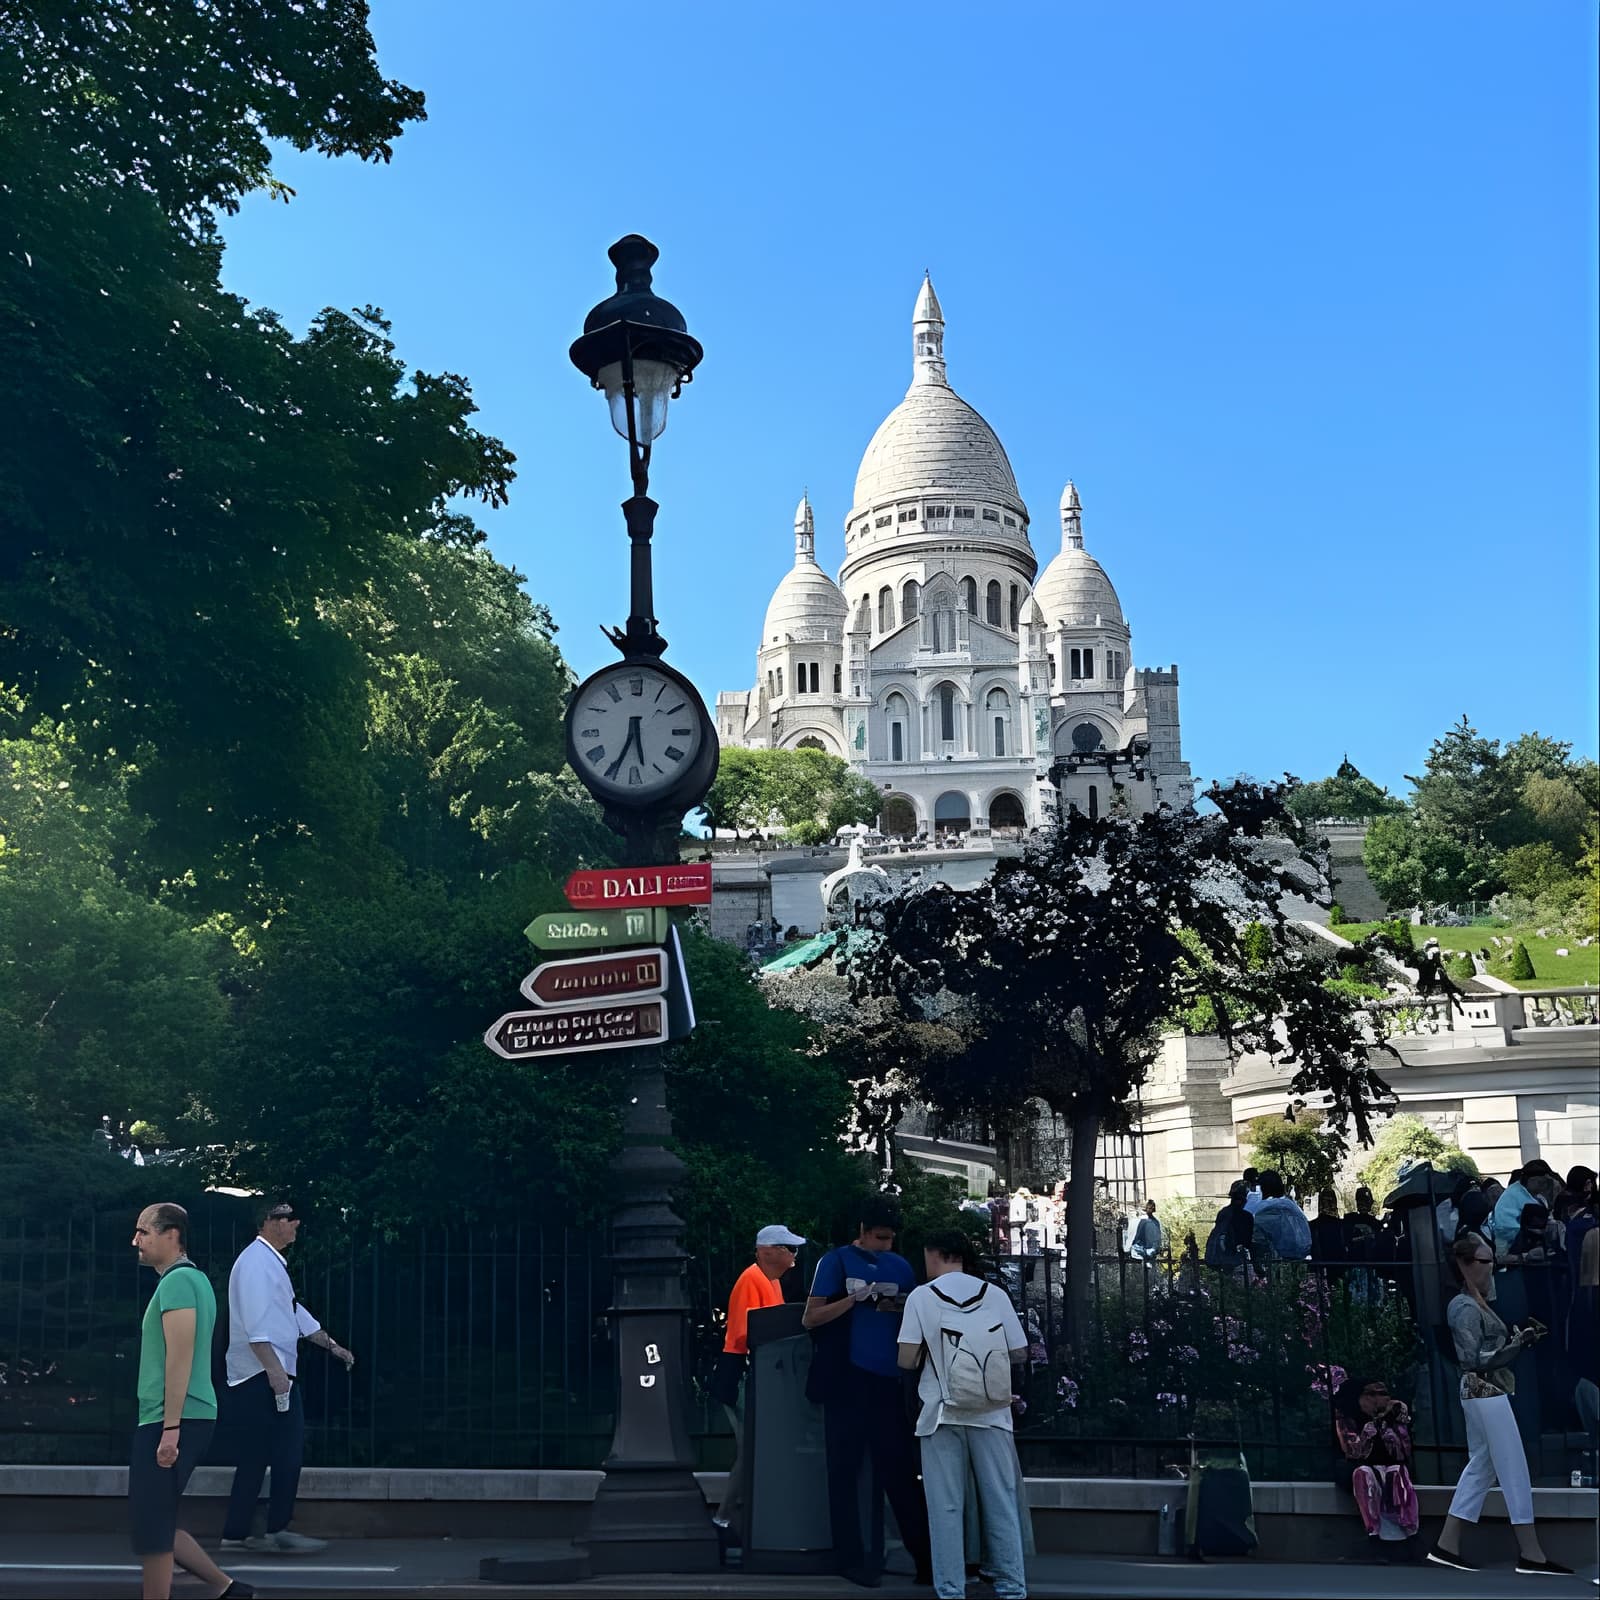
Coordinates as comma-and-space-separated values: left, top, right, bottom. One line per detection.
928, 1280, 1014, 1410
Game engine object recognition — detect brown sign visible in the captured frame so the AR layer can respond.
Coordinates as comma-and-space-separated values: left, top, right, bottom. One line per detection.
482, 1000, 666, 1061
520, 949, 667, 1008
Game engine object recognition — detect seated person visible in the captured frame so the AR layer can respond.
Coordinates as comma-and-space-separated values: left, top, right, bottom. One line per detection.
1333, 1374, 1419, 1557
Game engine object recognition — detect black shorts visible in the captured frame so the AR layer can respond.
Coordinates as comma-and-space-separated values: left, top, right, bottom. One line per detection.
129, 1417, 214, 1555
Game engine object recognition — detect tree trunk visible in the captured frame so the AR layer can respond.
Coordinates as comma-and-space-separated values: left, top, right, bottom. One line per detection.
1064, 1107, 1101, 1348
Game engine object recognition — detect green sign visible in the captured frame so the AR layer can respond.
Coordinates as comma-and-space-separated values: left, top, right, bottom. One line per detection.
524, 906, 669, 951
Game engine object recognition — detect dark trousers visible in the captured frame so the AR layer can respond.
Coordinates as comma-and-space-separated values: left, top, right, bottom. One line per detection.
221, 1372, 305, 1539
822, 1365, 931, 1576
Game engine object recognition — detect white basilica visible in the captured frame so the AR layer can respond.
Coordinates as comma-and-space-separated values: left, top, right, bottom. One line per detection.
714, 277, 1192, 835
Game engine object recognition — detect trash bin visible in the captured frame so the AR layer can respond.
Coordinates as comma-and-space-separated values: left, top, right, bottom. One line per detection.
742, 1302, 834, 1574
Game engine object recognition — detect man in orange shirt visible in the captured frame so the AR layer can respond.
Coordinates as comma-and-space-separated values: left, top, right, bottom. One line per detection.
711, 1223, 805, 1541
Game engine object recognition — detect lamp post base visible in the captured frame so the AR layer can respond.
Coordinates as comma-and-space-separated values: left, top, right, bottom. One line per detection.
582, 1466, 723, 1574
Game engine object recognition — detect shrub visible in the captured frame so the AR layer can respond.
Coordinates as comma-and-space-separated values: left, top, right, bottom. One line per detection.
1358, 1114, 1479, 1205
1508, 941, 1535, 981
1447, 953, 1475, 982
1244, 1115, 1342, 1199
1328, 902, 1346, 927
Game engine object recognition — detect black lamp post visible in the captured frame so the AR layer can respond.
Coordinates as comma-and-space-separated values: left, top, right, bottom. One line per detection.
563, 236, 720, 1576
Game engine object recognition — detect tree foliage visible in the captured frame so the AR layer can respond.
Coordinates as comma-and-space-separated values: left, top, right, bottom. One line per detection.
1242, 1115, 1342, 1201
1286, 758, 1405, 823
700, 745, 881, 840
1357, 1114, 1479, 1208
841, 782, 1395, 1332
1360, 718, 1598, 915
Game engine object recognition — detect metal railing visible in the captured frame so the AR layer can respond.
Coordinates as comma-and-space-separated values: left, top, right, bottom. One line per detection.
3, 1221, 1587, 1483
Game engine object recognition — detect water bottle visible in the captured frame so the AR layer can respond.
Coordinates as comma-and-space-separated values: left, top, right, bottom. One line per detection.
1573, 1470, 1584, 1489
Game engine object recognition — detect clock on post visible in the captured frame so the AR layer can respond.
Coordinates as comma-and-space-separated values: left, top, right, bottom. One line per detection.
565, 657, 717, 842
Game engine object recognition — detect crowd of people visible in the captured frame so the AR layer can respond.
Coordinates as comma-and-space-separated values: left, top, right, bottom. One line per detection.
127, 1162, 1596, 1597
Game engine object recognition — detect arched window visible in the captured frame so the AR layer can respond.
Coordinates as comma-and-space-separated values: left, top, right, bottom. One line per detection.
986, 688, 1009, 757
1009, 584, 1020, 631
939, 683, 956, 743
902, 579, 921, 620
960, 576, 978, 615
885, 692, 909, 762
776, 667, 784, 696
878, 587, 895, 632
797, 736, 825, 751
985, 580, 1002, 626
833, 662, 842, 694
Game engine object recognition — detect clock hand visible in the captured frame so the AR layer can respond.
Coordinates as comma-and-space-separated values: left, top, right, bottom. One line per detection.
604, 717, 646, 782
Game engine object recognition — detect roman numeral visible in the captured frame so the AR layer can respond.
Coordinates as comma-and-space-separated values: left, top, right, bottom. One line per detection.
670, 727, 692, 737
628, 674, 644, 696
605, 683, 622, 703
665, 746, 685, 762
627, 766, 642, 786
579, 727, 599, 739
586, 745, 606, 764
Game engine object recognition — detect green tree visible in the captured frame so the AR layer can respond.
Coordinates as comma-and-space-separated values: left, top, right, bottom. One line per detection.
1357, 1114, 1479, 1207
1286, 758, 1405, 823
1362, 811, 1473, 911
0, 0, 425, 229
699, 747, 881, 842
1508, 941, 1535, 981
1501, 841, 1578, 903
1242, 1115, 1342, 1200
0, 726, 230, 1141
666, 930, 862, 1245
847, 783, 1394, 1334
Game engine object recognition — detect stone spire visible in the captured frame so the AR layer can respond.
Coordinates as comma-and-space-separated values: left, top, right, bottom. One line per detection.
1060, 480, 1083, 550
794, 491, 816, 563
912, 272, 947, 387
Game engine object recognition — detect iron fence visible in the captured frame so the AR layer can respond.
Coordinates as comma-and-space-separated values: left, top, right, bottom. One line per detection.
0, 1209, 763, 1470
2, 1219, 1585, 1483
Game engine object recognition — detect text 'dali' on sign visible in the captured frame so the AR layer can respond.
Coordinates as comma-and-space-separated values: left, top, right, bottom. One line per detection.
483, 1000, 667, 1061
562, 862, 712, 911
520, 949, 668, 1008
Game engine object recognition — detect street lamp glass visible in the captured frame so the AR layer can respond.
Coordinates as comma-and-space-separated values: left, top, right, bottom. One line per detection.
599, 357, 678, 444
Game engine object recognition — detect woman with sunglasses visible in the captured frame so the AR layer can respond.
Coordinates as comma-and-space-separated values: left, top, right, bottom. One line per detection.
1427, 1233, 1572, 1575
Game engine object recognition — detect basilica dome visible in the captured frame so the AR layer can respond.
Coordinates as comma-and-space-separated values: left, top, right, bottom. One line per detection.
762, 494, 847, 645
1031, 481, 1125, 627
846, 277, 1029, 529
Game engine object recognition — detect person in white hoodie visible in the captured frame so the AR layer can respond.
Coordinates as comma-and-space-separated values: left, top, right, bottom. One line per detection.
898, 1232, 1029, 1600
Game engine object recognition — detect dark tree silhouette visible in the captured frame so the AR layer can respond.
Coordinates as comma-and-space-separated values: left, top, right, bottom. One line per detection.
844, 782, 1397, 1338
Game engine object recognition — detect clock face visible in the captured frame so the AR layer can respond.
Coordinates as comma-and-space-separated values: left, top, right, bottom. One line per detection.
569, 663, 708, 803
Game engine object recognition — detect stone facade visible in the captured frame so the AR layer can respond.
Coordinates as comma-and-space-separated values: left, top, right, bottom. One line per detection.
715, 277, 1193, 831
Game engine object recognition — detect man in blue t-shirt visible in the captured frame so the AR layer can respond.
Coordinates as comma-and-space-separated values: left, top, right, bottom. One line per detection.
803, 1195, 931, 1586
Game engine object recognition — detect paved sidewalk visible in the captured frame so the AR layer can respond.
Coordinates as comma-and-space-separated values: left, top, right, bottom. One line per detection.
0, 1537, 1595, 1599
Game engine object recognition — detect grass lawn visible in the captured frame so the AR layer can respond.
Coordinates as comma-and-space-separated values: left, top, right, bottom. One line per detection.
1326, 922, 1599, 990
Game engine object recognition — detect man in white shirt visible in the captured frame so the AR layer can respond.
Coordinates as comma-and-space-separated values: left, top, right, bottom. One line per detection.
897, 1232, 1029, 1600
219, 1202, 354, 1554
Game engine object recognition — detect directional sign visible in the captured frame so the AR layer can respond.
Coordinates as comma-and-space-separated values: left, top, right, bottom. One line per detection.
524, 907, 669, 951
563, 862, 713, 912
521, 948, 667, 1008
483, 999, 666, 1061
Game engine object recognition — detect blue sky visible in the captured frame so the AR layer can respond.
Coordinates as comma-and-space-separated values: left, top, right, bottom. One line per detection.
219, 1, 1598, 795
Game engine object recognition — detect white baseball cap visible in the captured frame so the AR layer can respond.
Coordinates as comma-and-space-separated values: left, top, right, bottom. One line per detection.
755, 1224, 806, 1248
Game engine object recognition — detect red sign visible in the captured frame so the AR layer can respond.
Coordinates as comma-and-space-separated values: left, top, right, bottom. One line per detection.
563, 863, 712, 911
520, 949, 667, 1008
483, 1000, 666, 1061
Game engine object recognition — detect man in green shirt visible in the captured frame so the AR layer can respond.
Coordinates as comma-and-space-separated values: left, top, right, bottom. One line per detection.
130, 1203, 251, 1600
